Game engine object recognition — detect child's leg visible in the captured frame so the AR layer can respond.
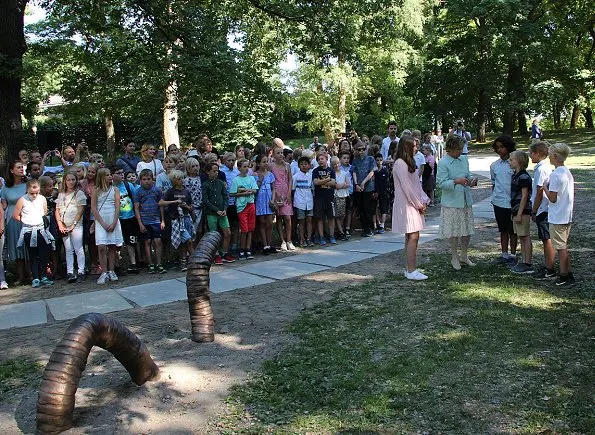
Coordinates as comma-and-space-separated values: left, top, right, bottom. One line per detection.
335, 216, 343, 234
222, 227, 231, 253
265, 215, 274, 246
405, 231, 420, 273
509, 232, 518, 256
558, 248, 570, 274
246, 232, 252, 252
240, 232, 247, 251
0, 235, 5, 283
127, 245, 137, 266
71, 226, 86, 274
97, 244, 108, 274
144, 240, 153, 264
154, 238, 163, 264
317, 218, 324, 241
543, 239, 555, 270
108, 245, 118, 271
520, 235, 532, 264
258, 216, 267, 247
327, 215, 335, 237
284, 215, 292, 243
500, 232, 509, 255
306, 216, 313, 240
298, 218, 305, 243
276, 213, 286, 244
63, 233, 75, 275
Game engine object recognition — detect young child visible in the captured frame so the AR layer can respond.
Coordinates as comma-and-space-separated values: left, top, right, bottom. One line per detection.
125, 170, 137, 185
292, 156, 314, 247
290, 148, 302, 176
160, 170, 195, 270
542, 143, 575, 286
271, 145, 295, 251
529, 141, 555, 279
312, 152, 336, 245
156, 155, 177, 192
184, 157, 203, 239
339, 151, 354, 238
230, 159, 258, 259
13, 178, 55, 287
134, 168, 166, 274
253, 154, 277, 254
221, 152, 240, 253
331, 156, 350, 240
112, 165, 140, 274
373, 153, 389, 234
40, 175, 61, 279
91, 168, 124, 284
202, 162, 236, 264
490, 135, 517, 264
508, 151, 533, 274
421, 144, 436, 206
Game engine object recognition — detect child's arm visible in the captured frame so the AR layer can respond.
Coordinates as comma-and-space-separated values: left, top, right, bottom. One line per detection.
515, 187, 529, 223
12, 198, 24, 222
134, 200, 146, 233
110, 189, 120, 231
90, 189, 106, 229
201, 183, 218, 214
532, 186, 544, 220
542, 183, 557, 203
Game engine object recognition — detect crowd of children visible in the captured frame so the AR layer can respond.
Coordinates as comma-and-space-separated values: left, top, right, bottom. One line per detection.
0, 126, 577, 289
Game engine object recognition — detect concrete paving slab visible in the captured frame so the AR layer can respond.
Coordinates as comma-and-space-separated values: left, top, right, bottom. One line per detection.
116, 279, 187, 307
291, 250, 378, 267
236, 258, 329, 280
330, 239, 404, 253
0, 300, 47, 330
419, 233, 440, 243
210, 269, 275, 293
46, 290, 134, 321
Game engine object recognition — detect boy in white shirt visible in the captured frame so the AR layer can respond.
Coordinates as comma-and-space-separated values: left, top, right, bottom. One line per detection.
542, 143, 575, 286
292, 156, 314, 247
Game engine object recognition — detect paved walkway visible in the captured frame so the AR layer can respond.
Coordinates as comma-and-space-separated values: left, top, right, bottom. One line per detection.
0, 197, 495, 331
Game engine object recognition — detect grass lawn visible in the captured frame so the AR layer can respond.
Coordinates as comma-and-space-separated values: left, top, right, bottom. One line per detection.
220, 129, 595, 434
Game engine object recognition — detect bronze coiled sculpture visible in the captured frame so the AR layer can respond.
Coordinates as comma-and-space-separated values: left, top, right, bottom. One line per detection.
186, 231, 222, 342
36, 313, 160, 434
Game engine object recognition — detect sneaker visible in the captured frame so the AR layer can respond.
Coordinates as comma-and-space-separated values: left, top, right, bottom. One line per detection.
263, 247, 271, 256
148, 264, 156, 274
511, 263, 533, 274
180, 258, 188, 271
493, 256, 511, 265
269, 246, 278, 254
378, 227, 385, 234
306, 240, 315, 247
329, 237, 337, 244
300, 240, 308, 248
345, 229, 351, 239
312, 235, 320, 244
222, 253, 236, 263
0, 281, 8, 289
506, 257, 519, 268
246, 251, 254, 260
77, 273, 86, 282
157, 264, 167, 274
555, 273, 575, 287
319, 239, 327, 247
40, 277, 54, 286
362, 231, 372, 237
97, 272, 110, 284
127, 265, 140, 274
339, 233, 347, 241
67, 273, 77, 284
287, 241, 296, 251
280, 242, 288, 252
32, 279, 40, 288
375, 226, 382, 234
238, 251, 247, 260
405, 269, 428, 281
214, 255, 223, 265
107, 271, 119, 281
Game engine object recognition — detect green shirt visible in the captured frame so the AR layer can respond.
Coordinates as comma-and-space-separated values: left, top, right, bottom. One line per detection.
230, 175, 258, 213
202, 178, 229, 214
436, 154, 474, 208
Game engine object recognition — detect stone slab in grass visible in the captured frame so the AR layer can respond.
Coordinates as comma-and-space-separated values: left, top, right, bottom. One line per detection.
0, 300, 47, 330
116, 279, 187, 307
236, 258, 329, 280
46, 290, 133, 321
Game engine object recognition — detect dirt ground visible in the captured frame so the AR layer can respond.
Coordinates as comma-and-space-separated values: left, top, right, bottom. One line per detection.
6, 176, 590, 435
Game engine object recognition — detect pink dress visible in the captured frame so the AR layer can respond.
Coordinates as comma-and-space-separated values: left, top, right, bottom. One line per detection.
271, 163, 293, 216
392, 159, 429, 234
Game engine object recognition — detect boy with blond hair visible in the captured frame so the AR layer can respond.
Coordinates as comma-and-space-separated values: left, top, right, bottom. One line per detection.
509, 150, 533, 274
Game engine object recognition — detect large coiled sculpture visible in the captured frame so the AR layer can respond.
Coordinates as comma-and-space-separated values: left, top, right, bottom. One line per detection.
186, 231, 222, 342
36, 313, 160, 434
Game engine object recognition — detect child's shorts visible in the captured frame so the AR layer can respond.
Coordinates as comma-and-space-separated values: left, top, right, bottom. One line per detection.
535, 212, 550, 241
120, 217, 140, 245
377, 193, 390, 215
314, 197, 335, 219
512, 214, 530, 236
550, 223, 571, 250
226, 205, 238, 224
139, 223, 162, 241
335, 197, 346, 218
238, 203, 256, 233
493, 205, 514, 233
295, 207, 313, 220
179, 215, 195, 244
207, 214, 230, 232
345, 194, 354, 214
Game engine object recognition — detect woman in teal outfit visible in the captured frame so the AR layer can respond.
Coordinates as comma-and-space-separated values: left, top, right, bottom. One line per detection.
436, 135, 478, 270
1, 161, 28, 283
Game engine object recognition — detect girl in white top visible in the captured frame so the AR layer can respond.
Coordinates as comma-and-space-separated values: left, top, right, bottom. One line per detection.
56, 171, 87, 282
136, 143, 164, 178
331, 156, 350, 240
13, 178, 55, 287
91, 168, 123, 284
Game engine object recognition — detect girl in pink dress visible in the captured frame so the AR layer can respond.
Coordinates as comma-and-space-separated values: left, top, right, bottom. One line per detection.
271, 145, 295, 251
392, 135, 430, 280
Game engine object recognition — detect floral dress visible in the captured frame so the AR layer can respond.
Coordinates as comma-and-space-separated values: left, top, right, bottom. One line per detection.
184, 176, 203, 224
271, 163, 293, 216
253, 171, 275, 216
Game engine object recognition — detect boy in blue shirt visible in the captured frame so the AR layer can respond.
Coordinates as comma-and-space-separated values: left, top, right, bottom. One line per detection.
111, 164, 140, 273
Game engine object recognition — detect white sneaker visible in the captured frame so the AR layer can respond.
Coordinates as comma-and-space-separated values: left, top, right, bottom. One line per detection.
0, 281, 8, 289
405, 269, 428, 280
280, 241, 288, 251
287, 241, 296, 251
107, 271, 119, 281
97, 272, 110, 284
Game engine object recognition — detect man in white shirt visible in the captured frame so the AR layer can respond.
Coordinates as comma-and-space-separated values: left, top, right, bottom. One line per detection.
381, 121, 398, 160
308, 136, 320, 150
452, 120, 472, 155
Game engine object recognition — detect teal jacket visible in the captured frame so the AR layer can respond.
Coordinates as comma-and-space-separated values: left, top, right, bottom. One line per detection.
436, 154, 474, 208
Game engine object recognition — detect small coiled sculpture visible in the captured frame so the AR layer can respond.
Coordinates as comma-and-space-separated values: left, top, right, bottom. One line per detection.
36, 313, 160, 434
186, 231, 222, 342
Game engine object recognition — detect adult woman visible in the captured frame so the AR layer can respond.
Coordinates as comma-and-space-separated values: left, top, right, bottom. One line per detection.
136, 144, 164, 178
392, 135, 430, 280
1, 161, 27, 284
436, 135, 478, 270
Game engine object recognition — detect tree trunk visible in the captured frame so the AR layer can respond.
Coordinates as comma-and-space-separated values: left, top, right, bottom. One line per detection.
553, 103, 561, 129
476, 87, 488, 142
0, 0, 27, 168
502, 110, 515, 136
517, 110, 528, 136
585, 106, 593, 128
104, 110, 116, 163
163, 78, 180, 148
337, 54, 347, 135
570, 104, 580, 128
503, 60, 524, 136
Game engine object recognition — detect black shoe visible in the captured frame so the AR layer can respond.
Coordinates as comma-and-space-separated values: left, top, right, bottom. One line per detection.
67, 273, 77, 284
77, 273, 87, 282
127, 265, 140, 274
555, 273, 575, 286
533, 267, 556, 279
263, 247, 270, 256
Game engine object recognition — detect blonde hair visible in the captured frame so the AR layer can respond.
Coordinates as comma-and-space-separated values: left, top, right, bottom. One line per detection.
95, 168, 112, 192
529, 141, 549, 157
140, 143, 156, 160
73, 162, 87, 179
86, 163, 100, 180
89, 153, 104, 164
330, 156, 340, 166
60, 171, 79, 193
163, 155, 178, 166
168, 169, 185, 181
548, 142, 571, 161
185, 157, 200, 176
510, 150, 529, 170
222, 152, 235, 162
203, 153, 217, 163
